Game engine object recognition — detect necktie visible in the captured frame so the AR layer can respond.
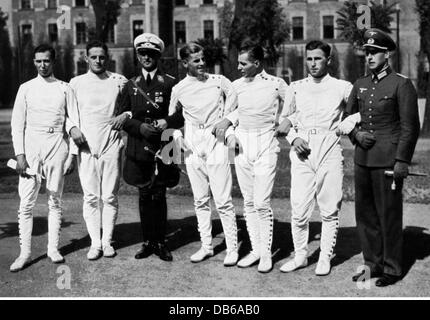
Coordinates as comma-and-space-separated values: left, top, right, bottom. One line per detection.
146, 74, 151, 87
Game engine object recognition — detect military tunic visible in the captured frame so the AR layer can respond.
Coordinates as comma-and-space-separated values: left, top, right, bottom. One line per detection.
116, 69, 183, 243
346, 67, 420, 276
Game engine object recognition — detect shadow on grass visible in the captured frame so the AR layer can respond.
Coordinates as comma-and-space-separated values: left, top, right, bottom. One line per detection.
402, 226, 430, 278
0, 217, 76, 240
51, 217, 430, 278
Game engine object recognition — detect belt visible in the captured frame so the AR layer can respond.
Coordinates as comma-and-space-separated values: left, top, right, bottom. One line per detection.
186, 121, 214, 130
26, 126, 64, 134
143, 117, 154, 124
297, 128, 333, 135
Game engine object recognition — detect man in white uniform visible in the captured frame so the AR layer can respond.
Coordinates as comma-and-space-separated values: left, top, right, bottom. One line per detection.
279, 40, 352, 276
220, 43, 294, 273
10, 44, 81, 272
69, 41, 127, 260
166, 43, 238, 266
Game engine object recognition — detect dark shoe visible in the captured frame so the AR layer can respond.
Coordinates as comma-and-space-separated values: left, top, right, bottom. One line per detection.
375, 274, 401, 287
153, 242, 173, 262
352, 269, 382, 282
135, 242, 154, 259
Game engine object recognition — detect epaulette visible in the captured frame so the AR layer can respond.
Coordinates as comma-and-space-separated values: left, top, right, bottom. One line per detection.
165, 73, 175, 80
396, 73, 408, 79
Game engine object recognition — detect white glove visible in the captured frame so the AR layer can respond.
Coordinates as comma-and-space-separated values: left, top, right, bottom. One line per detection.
336, 113, 361, 136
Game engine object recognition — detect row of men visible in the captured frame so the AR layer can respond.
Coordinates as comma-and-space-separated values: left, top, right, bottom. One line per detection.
9, 29, 420, 287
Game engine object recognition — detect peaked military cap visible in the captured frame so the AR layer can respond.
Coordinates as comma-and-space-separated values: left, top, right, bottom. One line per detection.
134, 33, 165, 53
363, 28, 396, 51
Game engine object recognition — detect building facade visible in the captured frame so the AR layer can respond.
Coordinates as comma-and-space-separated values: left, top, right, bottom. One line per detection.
10, 0, 165, 75
278, 0, 421, 84
4, 0, 423, 84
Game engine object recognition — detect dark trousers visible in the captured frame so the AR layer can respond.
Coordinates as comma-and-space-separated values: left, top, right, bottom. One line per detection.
138, 185, 167, 243
354, 164, 403, 276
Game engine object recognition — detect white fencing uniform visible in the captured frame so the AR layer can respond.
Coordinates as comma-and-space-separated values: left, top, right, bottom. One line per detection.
168, 74, 238, 253
286, 74, 352, 260
69, 71, 127, 250
11, 75, 78, 258
226, 70, 294, 258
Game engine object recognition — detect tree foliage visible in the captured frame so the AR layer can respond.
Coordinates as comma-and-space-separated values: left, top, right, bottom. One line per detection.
336, 1, 396, 48
89, 0, 122, 43
416, 0, 430, 136
219, 0, 289, 79
195, 38, 226, 71
229, 0, 289, 63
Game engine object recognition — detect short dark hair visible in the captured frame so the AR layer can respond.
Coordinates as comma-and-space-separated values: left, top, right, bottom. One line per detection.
34, 44, 56, 60
86, 40, 108, 55
179, 43, 203, 61
239, 41, 264, 62
305, 40, 331, 58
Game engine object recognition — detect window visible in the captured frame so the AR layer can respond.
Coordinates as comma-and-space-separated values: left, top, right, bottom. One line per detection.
107, 24, 115, 44
175, 0, 185, 6
203, 0, 214, 4
323, 15, 334, 39
76, 22, 87, 45
132, 20, 144, 40
21, 24, 33, 43
203, 20, 214, 40
75, 0, 86, 7
175, 21, 186, 44
292, 17, 304, 40
48, 23, 58, 43
47, 0, 57, 8
21, 0, 32, 9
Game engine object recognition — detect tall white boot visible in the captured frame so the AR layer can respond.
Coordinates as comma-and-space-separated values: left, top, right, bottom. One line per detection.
10, 211, 33, 272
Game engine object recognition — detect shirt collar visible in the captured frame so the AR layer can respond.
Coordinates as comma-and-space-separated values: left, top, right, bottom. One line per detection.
185, 73, 209, 82
142, 68, 157, 80
37, 74, 56, 82
307, 73, 331, 83
371, 65, 391, 82
87, 70, 110, 78
243, 69, 267, 82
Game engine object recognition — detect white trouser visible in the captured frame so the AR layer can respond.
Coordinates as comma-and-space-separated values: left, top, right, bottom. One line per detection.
17, 133, 68, 257
290, 132, 343, 259
78, 145, 122, 249
184, 125, 237, 253
234, 128, 279, 257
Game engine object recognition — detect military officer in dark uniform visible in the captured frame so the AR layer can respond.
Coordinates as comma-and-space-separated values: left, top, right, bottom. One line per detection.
113, 33, 183, 261
347, 29, 420, 286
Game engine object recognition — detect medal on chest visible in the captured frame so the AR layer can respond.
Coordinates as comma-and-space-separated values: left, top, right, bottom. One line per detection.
155, 91, 164, 103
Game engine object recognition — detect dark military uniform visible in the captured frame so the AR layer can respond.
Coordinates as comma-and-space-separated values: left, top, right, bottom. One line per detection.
346, 66, 420, 276
116, 70, 183, 246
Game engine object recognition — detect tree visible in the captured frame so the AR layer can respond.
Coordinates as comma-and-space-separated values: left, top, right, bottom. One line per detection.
343, 45, 364, 84
336, 1, 397, 49
89, 0, 122, 43
328, 44, 340, 78
0, 8, 13, 107
62, 35, 75, 82
220, 0, 289, 79
416, 0, 430, 136
121, 49, 136, 79
195, 38, 226, 73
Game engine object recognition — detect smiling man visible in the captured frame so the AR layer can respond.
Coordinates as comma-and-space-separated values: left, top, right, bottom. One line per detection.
278, 40, 352, 276
69, 41, 127, 260
347, 29, 420, 287
10, 44, 80, 271
166, 42, 239, 266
